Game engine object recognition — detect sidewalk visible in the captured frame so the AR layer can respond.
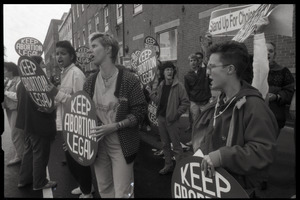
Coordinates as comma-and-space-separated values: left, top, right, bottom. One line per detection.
139, 116, 296, 198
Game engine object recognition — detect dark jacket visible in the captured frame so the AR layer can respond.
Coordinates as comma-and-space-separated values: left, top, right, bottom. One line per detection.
83, 67, 147, 164
184, 67, 211, 103
268, 62, 295, 129
15, 82, 57, 138
192, 81, 278, 191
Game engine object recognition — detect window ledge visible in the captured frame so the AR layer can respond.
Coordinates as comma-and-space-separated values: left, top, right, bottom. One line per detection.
133, 10, 143, 17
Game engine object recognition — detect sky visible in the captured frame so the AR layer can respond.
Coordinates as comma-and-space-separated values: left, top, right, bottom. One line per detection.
3, 4, 71, 64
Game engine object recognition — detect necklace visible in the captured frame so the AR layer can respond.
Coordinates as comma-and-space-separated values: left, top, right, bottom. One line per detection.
102, 69, 117, 82
213, 95, 236, 127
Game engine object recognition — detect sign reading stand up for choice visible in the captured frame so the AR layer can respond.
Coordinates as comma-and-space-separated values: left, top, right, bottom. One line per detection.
171, 155, 249, 198
63, 91, 98, 166
17, 56, 55, 112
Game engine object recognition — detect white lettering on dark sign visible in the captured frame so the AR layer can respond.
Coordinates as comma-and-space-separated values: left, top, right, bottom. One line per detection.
15, 37, 43, 56
148, 101, 158, 126
18, 57, 52, 108
174, 162, 231, 198
63, 93, 98, 165
137, 50, 157, 85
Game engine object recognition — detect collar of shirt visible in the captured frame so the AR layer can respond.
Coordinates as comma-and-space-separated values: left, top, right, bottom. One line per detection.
61, 63, 75, 79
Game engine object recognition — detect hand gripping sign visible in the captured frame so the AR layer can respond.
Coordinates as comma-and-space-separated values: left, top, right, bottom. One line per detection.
171, 152, 249, 198
76, 46, 93, 65
136, 48, 158, 86
15, 37, 43, 57
63, 91, 98, 166
144, 36, 160, 59
17, 56, 55, 112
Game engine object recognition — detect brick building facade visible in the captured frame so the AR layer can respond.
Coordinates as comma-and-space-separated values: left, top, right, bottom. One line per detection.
69, 4, 295, 83
43, 18, 64, 75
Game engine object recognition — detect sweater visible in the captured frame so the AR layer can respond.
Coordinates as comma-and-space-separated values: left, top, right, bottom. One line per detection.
184, 66, 211, 103
83, 67, 147, 164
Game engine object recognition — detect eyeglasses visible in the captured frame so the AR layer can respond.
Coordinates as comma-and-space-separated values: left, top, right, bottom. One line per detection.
207, 64, 231, 71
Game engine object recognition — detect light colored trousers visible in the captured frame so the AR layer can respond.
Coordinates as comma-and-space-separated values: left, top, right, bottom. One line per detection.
93, 132, 134, 198
157, 115, 183, 167
6, 109, 25, 160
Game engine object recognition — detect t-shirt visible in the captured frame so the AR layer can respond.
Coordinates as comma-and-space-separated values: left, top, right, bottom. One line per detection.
157, 84, 172, 117
93, 69, 120, 144
93, 70, 119, 125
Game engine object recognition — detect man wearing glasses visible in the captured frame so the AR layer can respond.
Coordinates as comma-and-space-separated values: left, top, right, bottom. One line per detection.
192, 40, 278, 198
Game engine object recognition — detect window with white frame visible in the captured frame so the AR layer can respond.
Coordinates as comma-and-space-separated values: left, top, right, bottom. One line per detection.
81, 4, 84, 12
158, 28, 178, 61
104, 7, 109, 32
88, 22, 92, 35
77, 4, 79, 18
116, 4, 122, 24
95, 13, 99, 32
133, 4, 142, 14
83, 28, 86, 46
72, 7, 75, 23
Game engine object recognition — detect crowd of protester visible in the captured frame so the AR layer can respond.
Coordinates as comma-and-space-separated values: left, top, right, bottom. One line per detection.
3, 16, 295, 198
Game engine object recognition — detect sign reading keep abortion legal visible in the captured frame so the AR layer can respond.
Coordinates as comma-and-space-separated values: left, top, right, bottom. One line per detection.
15, 37, 43, 57
63, 91, 98, 166
17, 56, 55, 112
76, 46, 93, 65
136, 48, 157, 86
144, 36, 160, 59
171, 156, 249, 198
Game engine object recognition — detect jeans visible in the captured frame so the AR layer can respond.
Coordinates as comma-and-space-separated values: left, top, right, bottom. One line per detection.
157, 115, 183, 167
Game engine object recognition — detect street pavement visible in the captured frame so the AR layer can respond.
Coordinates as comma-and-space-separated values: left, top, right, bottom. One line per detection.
2, 111, 296, 198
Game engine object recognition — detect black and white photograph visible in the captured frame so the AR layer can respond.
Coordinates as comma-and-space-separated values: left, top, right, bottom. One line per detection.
3, 4, 295, 198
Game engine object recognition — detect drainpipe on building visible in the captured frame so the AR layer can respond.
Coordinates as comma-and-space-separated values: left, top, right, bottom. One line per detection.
122, 4, 125, 58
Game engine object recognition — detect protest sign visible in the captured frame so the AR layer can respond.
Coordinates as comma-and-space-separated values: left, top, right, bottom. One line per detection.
209, 4, 293, 41
171, 156, 249, 198
130, 49, 141, 71
17, 56, 55, 112
76, 46, 93, 65
264, 4, 294, 37
62, 91, 98, 166
144, 36, 160, 59
148, 100, 158, 127
136, 48, 157, 86
15, 37, 43, 57
232, 4, 273, 42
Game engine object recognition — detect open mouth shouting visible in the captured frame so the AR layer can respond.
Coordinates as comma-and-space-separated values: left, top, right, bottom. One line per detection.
57, 59, 64, 67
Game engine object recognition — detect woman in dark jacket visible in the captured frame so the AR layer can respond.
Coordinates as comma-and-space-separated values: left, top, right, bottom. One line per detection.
16, 56, 57, 191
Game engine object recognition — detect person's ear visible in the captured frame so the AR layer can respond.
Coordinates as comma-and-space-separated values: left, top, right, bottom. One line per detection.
227, 64, 236, 75
105, 46, 112, 55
